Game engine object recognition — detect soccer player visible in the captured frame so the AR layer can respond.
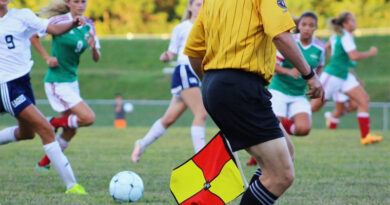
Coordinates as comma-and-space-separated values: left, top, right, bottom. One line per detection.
131, 0, 207, 163
311, 12, 382, 145
270, 12, 325, 136
30, 0, 101, 170
247, 11, 325, 166
185, 0, 323, 204
0, 0, 86, 194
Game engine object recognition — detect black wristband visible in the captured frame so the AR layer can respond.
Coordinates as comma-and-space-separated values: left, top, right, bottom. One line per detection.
302, 69, 315, 80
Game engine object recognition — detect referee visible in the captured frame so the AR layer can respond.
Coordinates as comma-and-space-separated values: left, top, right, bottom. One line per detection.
184, 0, 323, 204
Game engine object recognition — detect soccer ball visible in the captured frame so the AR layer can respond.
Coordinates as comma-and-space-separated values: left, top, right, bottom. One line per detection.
123, 103, 134, 113
109, 171, 144, 202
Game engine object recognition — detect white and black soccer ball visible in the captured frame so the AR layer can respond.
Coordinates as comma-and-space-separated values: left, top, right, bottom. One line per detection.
123, 103, 134, 113
109, 171, 144, 203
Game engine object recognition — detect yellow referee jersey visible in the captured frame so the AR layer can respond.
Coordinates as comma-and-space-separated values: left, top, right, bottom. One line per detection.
184, 0, 295, 83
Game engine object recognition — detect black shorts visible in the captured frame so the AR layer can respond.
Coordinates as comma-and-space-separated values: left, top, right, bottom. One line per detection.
202, 69, 283, 151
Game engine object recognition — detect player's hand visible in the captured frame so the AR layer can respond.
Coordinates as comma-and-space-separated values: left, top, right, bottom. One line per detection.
369, 46, 378, 56
306, 76, 324, 99
288, 68, 300, 79
85, 32, 96, 49
160, 52, 170, 62
72, 16, 85, 27
46, 57, 59, 67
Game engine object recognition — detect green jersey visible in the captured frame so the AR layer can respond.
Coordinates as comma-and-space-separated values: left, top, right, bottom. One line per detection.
269, 34, 325, 96
43, 13, 100, 83
324, 30, 356, 80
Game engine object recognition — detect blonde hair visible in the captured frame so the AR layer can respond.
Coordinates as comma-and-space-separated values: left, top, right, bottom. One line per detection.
329, 12, 352, 35
40, 0, 70, 18
181, 0, 195, 21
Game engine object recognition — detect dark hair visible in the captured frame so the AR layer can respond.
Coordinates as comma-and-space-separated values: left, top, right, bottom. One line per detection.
295, 11, 318, 33
329, 12, 352, 35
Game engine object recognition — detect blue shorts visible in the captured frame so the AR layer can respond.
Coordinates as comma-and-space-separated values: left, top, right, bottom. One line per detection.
0, 73, 35, 116
171, 64, 200, 98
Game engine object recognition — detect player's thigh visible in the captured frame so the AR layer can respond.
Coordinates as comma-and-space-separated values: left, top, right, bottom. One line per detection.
180, 87, 207, 116
16, 104, 54, 142
269, 89, 288, 118
69, 101, 95, 119
246, 137, 293, 178
345, 85, 369, 105
161, 96, 187, 124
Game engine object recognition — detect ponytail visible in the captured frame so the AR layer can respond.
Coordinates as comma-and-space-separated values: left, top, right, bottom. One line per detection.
40, 0, 70, 18
329, 12, 352, 35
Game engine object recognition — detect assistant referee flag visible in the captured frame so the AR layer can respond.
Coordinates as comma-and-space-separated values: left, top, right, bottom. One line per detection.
170, 132, 245, 204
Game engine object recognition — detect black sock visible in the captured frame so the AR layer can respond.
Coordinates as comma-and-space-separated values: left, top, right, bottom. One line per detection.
240, 178, 278, 205
249, 168, 262, 184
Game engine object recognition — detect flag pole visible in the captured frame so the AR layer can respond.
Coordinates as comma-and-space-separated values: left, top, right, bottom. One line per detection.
224, 135, 249, 188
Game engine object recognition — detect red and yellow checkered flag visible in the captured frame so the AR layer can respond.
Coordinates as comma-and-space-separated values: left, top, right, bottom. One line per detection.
170, 132, 245, 204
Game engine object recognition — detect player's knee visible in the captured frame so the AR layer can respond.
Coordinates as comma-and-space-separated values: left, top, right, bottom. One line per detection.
80, 112, 95, 126
22, 132, 35, 140
275, 168, 295, 189
195, 111, 208, 123
294, 125, 311, 136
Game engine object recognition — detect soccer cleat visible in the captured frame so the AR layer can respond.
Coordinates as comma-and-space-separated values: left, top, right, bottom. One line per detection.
246, 157, 257, 166
131, 140, 144, 163
324, 112, 331, 128
65, 184, 88, 195
360, 137, 373, 145
366, 133, 383, 143
35, 163, 50, 171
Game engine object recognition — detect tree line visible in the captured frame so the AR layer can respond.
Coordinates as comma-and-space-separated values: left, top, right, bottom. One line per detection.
10, 0, 390, 35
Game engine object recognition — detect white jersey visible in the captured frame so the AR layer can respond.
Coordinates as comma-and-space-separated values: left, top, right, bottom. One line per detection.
168, 20, 193, 65
0, 8, 49, 83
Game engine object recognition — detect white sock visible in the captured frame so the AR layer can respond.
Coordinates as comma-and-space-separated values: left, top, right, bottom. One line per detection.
357, 112, 369, 118
43, 141, 77, 190
290, 124, 295, 135
0, 126, 17, 145
56, 135, 70, 151
191, 126, 205, 153
68, 114, 79, 128
139, 119, 166, 149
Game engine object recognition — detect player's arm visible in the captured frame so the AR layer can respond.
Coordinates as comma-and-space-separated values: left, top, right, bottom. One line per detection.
348, 47, 377, 61
30, 34, 58, 67
325, 41, 332, 57
316, 66, 324, 76
46, 17, 84, 36
188, 57, 204, 80
275, 64, 300, 79
273, 32, 323, 99
85, 32, 100, 62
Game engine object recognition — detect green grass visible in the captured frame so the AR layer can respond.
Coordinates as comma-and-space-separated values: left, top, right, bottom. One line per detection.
29, 35, 390, 101
0, 127, 389, 204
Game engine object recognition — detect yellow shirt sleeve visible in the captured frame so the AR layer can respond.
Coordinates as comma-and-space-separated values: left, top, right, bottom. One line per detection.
184, 4, 206, 58
260, 0, 296, 39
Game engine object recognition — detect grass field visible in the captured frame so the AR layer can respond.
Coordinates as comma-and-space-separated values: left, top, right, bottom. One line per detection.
0, 127, 389, 205
29, 35, 390, 101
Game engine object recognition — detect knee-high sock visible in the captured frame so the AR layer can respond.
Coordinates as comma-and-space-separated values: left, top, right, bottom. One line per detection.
357, 112, 370, 139
0, 126, 17, 145
139, 119, 166, 150
39, 134, 71, 166
50, 114, 78, 129
43, 141, 77, 190
240, 178, 278, 205
191, 126, 205, 153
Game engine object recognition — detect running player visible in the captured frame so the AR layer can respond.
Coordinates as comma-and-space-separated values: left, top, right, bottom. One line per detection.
0, 0, 86, 194
31, 0, 101, 170
247, 12, 325, 166
270, 11, 325, 136
131, 0, 207, 163
311, 12, 382, 145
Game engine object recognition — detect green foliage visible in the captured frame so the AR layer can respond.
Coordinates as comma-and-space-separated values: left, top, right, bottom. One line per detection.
9, 0, 390, 34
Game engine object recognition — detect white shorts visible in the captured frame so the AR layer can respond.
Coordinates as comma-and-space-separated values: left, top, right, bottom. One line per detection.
332, 73, 360, 103
44, 81, 83, 112
269, 89, 312, 119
